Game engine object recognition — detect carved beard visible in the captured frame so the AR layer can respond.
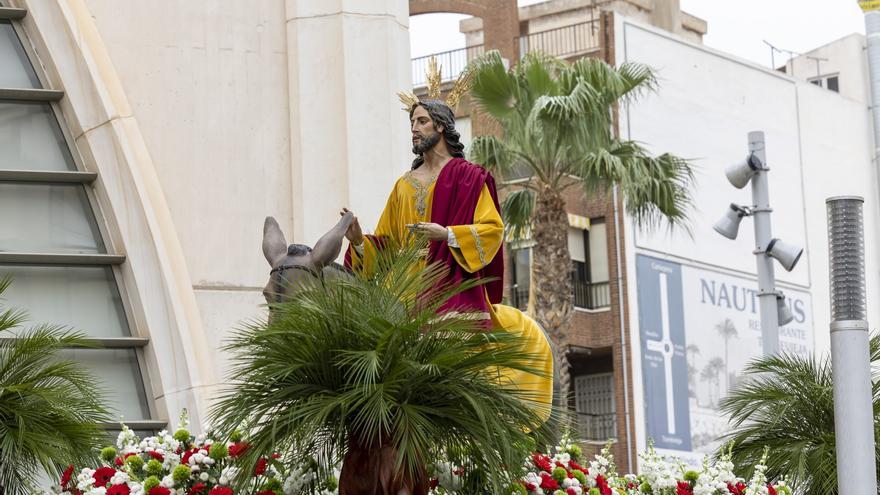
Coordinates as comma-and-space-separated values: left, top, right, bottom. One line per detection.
412, 130, 442, 155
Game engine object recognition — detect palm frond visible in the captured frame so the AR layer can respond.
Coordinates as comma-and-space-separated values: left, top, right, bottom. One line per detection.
578, 140, 695, 231
718, 342, 880, 495
501, 189, 536, 242
210, 242, 557, 492
470, 50, 518, 121
0, 280, 111, 494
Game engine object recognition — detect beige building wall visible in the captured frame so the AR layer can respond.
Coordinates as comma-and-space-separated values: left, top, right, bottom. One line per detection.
784, 33, 870, 104
13, 0, 413, 425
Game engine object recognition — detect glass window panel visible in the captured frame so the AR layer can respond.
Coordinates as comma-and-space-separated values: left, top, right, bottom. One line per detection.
0, 21, 39, 88
59, 348, 150, 420
0, 265, 130, 337
0, 183, 104, 253
589, 221, 609, 282
567, 227, 586, 262
0, 101, 75, 171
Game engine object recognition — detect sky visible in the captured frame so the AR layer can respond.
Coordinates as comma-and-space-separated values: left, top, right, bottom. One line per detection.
409, 0, 867, 69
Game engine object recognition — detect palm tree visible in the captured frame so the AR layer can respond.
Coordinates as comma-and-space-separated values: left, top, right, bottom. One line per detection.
686, 344, 701, 399
210, 243, 556, 494
468, 51, 695, 408
700, 357, 725, 408
719, 336, 880, 494
714, 318, 738, 394
0, 277, 111, 495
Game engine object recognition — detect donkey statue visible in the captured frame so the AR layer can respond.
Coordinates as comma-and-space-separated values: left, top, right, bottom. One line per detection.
261, 214, 428, 495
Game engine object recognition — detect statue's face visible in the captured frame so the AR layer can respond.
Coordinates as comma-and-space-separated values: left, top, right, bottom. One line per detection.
410, 105, 441, 154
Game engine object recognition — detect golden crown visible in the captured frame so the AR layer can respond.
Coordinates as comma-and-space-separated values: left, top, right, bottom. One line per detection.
397, 55, 474, 112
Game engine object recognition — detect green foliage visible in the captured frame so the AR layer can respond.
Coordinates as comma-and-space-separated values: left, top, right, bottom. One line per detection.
683, 470, 699, 484
101, 446, 117, 463
145, 459, 164, 476
566, 443, 583, 462
173, 428, 191, 444
639, 482, 652, 494
209, 442, 229, 460
172, 464, 192, 484
468, 50, 695, 233
552, 466, 568, 483
589, 488, 601, 495
229, 430, 243, 443
718, 335, 880, 495
142, 476, 160, 492
0, 277, 112, 495
571, 469, 587, 485
210, 243, 557, 493
507, 483, 528, 495
126, 454, 144, 472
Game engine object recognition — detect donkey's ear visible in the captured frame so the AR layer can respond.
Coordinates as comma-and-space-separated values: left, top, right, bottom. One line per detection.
262, 216, 287, 266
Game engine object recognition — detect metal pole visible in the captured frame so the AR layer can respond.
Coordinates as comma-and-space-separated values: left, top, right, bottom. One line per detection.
748, 131, 779, 355
862, 5, 880, 211
827, 196, 877, 495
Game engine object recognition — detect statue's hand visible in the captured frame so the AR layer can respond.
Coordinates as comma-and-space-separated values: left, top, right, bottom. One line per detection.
340, 208, 364, 244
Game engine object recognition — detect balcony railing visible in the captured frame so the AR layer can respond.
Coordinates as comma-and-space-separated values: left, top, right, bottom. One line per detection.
508, 279, 610, 311
518, 21, 600, 59
574, 279, 610, 310
411, 45, 484, 87
577, 412, 617, 442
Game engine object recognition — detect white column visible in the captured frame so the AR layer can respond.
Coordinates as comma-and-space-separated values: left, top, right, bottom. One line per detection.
285, 0, 413, 246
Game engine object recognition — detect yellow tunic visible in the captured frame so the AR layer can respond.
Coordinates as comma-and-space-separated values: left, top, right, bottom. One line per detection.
350, 170, 553, 421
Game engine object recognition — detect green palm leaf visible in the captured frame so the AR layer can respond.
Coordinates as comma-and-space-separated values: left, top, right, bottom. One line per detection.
210, 243, 557, 492
718, 336, 880, 495
0, 276, 111, 495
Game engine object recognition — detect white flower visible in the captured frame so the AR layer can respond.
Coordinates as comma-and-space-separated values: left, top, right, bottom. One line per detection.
160, 475, 175, 488
110, 472, 131, 486
199, 473, 209, 482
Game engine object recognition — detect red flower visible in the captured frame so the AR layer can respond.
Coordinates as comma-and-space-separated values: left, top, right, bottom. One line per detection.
539, 472, 558, 491
181, 448, 200, 465
228, 442, 250, 458
149, 488, 171, 495
568, 460, 586, 473
566, 489, 579, 495
596, 475, 612, 495
255, 492, 275, 495
93, 467, 117, 488
209, 488, 234, 495
676, 481, 693, 495
429, 479, 439, 490
728, 482, 747, 495
531, 453, 553, 473
767, 484, 778, 495
124, 452, 137, 459
107, 485, 131, 495
187, 484, 207, 495
60, 465, 75, 488
148, 451, 165, 462
271, 453, 281, 459
115, 457, 124, 467
525, 483, 537, 491
254, 457, 267, 476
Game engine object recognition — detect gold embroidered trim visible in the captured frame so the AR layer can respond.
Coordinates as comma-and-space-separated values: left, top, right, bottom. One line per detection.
403, 171, 438, 218
470, 225, 486, 267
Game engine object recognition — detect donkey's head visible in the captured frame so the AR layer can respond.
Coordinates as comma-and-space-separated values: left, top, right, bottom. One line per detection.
262, 213, 353, 304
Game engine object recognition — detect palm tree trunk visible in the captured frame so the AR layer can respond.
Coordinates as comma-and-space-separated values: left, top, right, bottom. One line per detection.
530, 186, 574, 410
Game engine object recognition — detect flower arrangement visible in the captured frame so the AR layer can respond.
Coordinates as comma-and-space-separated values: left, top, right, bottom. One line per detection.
51, 409, 795, 495
428, 435, 793, 495
47, 411, 338, 495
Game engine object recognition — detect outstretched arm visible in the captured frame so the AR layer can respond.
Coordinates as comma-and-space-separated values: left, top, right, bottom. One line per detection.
312, 211, 355, 268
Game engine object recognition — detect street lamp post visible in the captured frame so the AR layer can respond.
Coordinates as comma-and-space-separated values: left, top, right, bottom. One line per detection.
826, 196, 877, 495
713, 131, 803, 355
